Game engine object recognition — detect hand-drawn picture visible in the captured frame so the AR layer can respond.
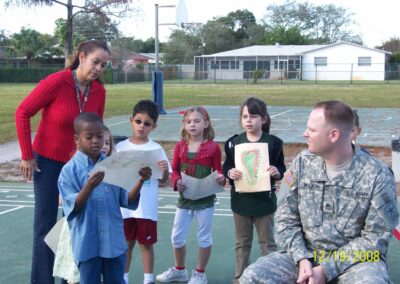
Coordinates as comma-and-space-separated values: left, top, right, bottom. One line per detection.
234, 143, 271, 192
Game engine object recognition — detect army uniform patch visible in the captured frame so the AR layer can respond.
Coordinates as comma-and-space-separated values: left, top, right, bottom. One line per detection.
284, 170, 297, 189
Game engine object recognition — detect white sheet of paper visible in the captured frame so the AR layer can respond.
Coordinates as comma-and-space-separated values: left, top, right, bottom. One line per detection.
44, 217, 65, 254
234, 143, 271, 192
181, 171, 225, 200
90, 148, 163, 190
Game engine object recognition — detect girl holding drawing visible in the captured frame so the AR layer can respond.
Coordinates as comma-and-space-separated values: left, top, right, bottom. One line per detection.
156, 107, 225, 284
222, 97, 286, 284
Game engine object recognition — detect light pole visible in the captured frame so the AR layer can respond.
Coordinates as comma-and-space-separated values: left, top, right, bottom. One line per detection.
155, 4, 176, 71
153, 4, 176, 114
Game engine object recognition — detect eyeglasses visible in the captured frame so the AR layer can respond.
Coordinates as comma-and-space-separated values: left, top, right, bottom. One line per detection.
134, 119, 152, 127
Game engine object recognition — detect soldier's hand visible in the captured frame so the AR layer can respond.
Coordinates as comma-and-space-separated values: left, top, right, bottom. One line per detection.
309, 265, 326, 284
297, 259, 312, 284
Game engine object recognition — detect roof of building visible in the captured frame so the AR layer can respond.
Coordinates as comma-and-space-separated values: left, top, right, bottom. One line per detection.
200, 42, 390, 57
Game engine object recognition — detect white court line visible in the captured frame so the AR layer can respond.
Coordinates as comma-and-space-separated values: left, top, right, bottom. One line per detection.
0, 206, 24, 215
158, 210, 232, 217
158, 206, 231, 212
270, 109, 294, 118
159, 193, 230, 199
0, 204, 33, 207
0, 199, 34, 203
0, 189, 33, 192
107, 121, 129, 127
0, 185, 33, 189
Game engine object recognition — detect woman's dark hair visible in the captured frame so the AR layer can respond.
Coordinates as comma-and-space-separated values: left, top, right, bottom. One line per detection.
240, 97, 271, 133
67, 40, 110, 70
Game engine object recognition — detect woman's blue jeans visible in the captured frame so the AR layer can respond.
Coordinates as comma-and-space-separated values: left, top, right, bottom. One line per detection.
31, 154, 64, 284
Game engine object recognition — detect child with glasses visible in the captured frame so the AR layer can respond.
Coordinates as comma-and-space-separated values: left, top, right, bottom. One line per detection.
115, 100, 171, 284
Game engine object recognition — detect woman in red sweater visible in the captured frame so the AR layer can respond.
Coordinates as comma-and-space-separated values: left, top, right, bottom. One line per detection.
15, 40, 110, 284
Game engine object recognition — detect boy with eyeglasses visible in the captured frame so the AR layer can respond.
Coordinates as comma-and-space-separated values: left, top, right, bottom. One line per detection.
115, 100, 171, 284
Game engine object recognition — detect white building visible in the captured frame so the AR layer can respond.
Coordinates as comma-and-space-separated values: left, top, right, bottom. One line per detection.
194, 42, 390, 81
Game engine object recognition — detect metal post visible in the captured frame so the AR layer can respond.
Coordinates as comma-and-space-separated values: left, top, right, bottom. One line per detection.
392, 138, 400, 182
155, 4, 159, 71
350, 63, 353, 85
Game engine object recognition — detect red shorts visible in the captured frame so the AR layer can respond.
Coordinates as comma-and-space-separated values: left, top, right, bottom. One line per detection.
123, 218, 157, 245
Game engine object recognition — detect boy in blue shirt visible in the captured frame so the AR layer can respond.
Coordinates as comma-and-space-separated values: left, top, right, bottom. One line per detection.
58, 112, 152, 284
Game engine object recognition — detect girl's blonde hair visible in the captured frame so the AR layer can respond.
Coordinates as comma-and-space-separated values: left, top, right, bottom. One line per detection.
180, 107, 215, 141
103, 126, 114, 156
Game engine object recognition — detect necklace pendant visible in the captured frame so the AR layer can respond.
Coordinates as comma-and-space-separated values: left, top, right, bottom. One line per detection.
84, 96, 88, 102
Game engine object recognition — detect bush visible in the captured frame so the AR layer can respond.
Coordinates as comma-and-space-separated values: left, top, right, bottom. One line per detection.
0, 67, 62, 83
252, 69, 264, 84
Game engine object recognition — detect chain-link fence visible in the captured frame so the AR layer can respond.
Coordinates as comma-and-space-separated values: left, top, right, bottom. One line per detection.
1, 62, 400, 85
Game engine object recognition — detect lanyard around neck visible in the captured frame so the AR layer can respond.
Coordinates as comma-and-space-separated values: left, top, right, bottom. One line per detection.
72, 70, 91, 113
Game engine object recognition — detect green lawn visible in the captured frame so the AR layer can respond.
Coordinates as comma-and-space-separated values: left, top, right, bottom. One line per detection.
2, 82, 400, 144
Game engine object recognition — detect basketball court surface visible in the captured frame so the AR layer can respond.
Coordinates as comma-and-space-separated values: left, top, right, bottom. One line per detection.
1, 105, 399, 283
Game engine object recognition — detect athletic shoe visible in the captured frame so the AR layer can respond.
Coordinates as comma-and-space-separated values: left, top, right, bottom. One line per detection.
156, 267, 189, 283
188, 270, 207, 284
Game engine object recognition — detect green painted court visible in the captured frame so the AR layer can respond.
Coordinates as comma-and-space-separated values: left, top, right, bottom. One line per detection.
1, 105, 400, 283
0, 182, 399, 283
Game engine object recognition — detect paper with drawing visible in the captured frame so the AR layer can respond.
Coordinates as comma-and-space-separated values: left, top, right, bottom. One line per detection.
234, 143, 271, 192
182, 171, 225, 200
90, 149, 163, 190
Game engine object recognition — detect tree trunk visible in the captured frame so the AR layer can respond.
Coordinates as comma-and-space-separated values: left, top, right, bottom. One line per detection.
64, 0, 73, 67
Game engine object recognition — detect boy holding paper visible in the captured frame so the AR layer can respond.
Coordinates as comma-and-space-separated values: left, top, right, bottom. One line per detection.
58, 112, 151, 284
115, 100, 170, 284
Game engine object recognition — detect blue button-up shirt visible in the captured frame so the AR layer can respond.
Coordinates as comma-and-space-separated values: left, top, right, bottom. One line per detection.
58, 151, 139, 263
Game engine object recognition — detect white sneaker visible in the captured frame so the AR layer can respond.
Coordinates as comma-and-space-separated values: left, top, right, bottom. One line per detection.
156, 267, 189, 283
188, 270, 207, 284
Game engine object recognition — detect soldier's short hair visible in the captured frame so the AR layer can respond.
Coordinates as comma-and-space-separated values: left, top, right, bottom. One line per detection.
314, 100, 355, 133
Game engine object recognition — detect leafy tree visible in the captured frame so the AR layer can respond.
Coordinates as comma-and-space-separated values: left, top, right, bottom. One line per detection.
163, 26, 203, 64
6, 0, 137, 65
72, 13, 120, 43
201, 20, 236, 54
201, 9, 265, 53
9, 27, 45, 59
264, 26, 310, 45
263, 0, 361, 44
54, 13, 120, 51
111, 37, 158, 53
377, 37, 400, 53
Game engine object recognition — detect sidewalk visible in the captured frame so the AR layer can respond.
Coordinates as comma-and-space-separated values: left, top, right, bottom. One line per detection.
0, 140, 20, 163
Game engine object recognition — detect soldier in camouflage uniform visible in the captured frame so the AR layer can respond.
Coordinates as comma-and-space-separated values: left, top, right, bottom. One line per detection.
240, 100, 399, 284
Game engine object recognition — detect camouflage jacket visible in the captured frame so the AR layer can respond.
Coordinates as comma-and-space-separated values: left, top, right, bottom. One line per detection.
276, 149, 399, 281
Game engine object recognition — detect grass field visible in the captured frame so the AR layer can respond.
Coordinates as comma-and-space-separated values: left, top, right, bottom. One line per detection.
1, 82, 400, 143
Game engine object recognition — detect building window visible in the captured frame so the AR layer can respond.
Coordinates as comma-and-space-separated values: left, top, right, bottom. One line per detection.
230, 61, 239, 69
314, 57, 327, 66
210, 60, 220, 69
358, 57, 371, 66
221, 61, 229, 69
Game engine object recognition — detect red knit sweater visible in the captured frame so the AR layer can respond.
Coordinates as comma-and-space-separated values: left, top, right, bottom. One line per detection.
15, 69, 106, 163
171, 139, 223, 190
